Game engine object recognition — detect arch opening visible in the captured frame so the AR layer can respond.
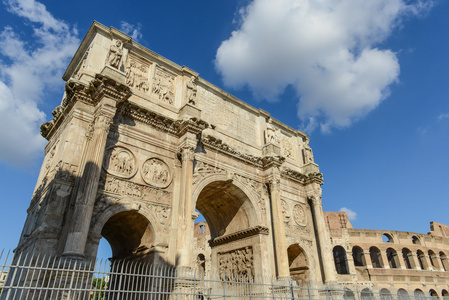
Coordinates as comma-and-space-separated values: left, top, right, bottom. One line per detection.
352, 246, 366, 267
414, 289, 426, 300
196, 181, 254, 239
333, 246, 349, 274
402, 248, 414, 269
387, 248, 400, 269
398, 289, 410, 300
417, 250, 428, 270
440, 252, 448, 271
370, 247, 383, 268
380, 288, 392, 300
101, 210, 155, 260
287, 244, 309, 281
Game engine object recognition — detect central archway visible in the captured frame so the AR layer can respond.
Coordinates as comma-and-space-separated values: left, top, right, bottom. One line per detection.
194, 177, 267, 279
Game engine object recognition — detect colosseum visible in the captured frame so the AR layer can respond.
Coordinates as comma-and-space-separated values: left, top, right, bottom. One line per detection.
14, 21, 449, 298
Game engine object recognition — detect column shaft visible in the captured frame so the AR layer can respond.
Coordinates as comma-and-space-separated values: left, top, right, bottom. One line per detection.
269, 179, 290, 278
63, 106, 115, 257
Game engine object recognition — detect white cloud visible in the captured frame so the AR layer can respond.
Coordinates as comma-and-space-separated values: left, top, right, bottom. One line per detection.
340, 207, 357, 221
437, 113, 449, 121
0, 0, 79, 167
215, 0, 433, 133
120, 21, 143, 42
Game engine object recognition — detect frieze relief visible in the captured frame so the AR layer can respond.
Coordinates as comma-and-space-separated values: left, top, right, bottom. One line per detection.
103, 146, 137, 179
285, 224, 310, 237
152, 67, 175, 105
99, 174, 171, 205
142, 158, 172, 188
218, 247, 254, 280
125, 56, 150, 93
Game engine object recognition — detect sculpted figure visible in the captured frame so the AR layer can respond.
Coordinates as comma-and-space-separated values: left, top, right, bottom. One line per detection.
107, 40, 123, 69
265, 118, 279, 145
186, 76, 197, 104
303, 138, 314, 163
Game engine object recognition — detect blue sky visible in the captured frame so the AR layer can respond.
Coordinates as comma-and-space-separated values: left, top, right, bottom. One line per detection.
0, 0, 448, 258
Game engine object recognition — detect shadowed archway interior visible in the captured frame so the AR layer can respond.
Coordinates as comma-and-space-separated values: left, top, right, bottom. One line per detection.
196, 181, 254, 239
101, 211, 155, 259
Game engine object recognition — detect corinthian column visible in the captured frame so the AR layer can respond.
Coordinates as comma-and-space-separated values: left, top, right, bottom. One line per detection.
176, 143, 196, 267
62, 73, 130, 258
269, 168, 290, 278
63, 106, 115, 257
309, 195, 337, 282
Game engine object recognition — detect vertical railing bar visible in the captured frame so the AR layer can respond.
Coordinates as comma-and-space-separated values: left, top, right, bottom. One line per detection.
14, 251, 30, 300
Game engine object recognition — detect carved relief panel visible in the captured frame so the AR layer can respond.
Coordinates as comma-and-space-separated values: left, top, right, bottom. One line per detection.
125, 55, 151, 93
218, 247, 254, 280
152, 67, 175, 105
141, 158, 172, 188
103, 146, 137, 179
281, 136, 295, 160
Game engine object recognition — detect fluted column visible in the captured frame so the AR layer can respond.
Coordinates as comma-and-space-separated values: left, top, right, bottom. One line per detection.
63, 103, 116, 257
176, 144, 196, 267
268, 169, 290, 278
309, 195, 337, 282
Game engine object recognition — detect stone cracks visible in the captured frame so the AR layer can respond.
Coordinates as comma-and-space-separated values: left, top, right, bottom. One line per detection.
209, 225, 269, 247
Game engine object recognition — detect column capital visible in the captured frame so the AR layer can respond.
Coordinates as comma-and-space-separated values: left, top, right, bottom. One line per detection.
177, 145, 195, 162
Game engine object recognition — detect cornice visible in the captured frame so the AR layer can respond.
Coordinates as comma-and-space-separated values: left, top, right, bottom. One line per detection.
40, 75, 132, 140
209, 226, 269, 247
201, 135, 264, 167
281, 167, 324, 186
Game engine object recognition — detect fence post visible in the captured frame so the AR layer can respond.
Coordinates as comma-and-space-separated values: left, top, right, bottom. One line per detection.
308, 282, 312, 300
290, 279, 295, 300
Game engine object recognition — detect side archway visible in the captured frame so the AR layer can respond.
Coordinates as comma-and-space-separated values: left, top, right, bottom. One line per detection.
287, 244, 309, 281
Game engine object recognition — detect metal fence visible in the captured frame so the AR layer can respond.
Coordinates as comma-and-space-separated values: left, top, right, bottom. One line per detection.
0, 250, 441, 300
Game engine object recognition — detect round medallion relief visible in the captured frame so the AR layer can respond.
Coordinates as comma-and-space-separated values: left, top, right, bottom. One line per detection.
141, 158, 172, 188
103, 146, 137, 178
293, 204, 307, 226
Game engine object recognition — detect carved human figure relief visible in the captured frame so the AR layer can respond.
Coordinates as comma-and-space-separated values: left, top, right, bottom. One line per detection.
103, 146, 137, 179
106, 39, 123, 69
281, 136, 294, 159
265, 118, 280, 145
293, 204, 307, 226
141, 158, 172, 188
185, 76, 197, 105
218, 247, 254, 280
125, 57, 150, 93
152, 68, 175, 104
281, 199, 290, 223
302, 138, 314, 164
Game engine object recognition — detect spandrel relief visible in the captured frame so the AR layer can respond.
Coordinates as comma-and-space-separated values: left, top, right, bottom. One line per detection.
125, 57, 150, 93
219, 247, 254, 281
141, 158, 172, 188
103, 146, 137, 179
152, 67, 175, 105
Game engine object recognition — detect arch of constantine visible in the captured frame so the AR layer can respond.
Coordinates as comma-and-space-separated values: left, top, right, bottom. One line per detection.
16, 22, 449, 297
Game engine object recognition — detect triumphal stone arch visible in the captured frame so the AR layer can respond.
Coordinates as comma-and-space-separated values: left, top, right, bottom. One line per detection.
17, 22, 337, 282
